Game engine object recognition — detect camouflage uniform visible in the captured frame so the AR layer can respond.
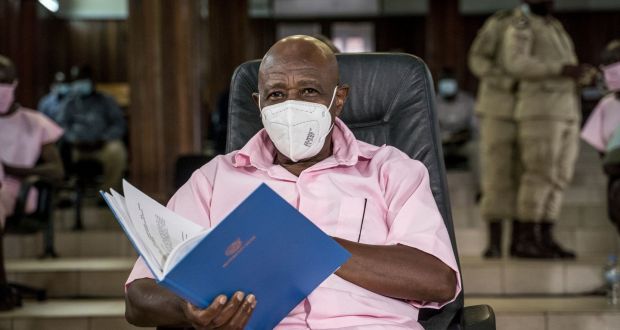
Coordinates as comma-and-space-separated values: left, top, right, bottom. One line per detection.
468, 9, 520, 221
501, 8, 580, 222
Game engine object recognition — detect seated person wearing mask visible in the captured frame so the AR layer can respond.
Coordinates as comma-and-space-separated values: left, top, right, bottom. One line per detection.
0, 56, 65, 310
38, 71, 71, 122
435, 68, 477, 168
56, 65, 127, 192
125, 36, 460, 330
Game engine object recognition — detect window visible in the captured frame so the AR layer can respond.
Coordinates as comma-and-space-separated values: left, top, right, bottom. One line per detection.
331, 22, 375, 53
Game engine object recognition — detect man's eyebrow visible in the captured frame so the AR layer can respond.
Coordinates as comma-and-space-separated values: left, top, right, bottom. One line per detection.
264, 81, 287, 89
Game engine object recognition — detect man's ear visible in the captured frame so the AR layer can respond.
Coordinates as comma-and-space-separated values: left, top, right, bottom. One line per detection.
252, 92, 260, 111
334, 84, 349, 117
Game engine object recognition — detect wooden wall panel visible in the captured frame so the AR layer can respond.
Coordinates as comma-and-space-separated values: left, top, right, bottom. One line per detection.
63, 20, 128, 82
426, 0, 463, 81
128, 0, 203, 200
206, 0, 253, 113
0, 0, 40, 108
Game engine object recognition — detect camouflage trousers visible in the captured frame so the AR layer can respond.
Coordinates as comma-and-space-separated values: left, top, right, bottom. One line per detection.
516, 119, 580, 222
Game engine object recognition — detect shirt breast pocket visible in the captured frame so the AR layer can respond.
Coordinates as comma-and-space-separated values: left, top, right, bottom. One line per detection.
336, 197, 387, 244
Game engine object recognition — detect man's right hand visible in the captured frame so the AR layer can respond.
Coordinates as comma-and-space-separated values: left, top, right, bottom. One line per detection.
561, 64, 596, 83
183, 291, 257, 330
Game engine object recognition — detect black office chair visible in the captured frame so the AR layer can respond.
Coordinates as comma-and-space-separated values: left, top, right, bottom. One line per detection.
6, 178, 57, 259
71, 159, 104, 230
174, 155, 213, 190
4, 178, 55, 303
226, 53, 495, 330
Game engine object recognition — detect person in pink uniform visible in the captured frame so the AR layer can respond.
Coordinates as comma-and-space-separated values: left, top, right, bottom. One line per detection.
0, 56, 64, 310
581, 40, 620, 235
581, 40, 620, 153
0, 56, 65, 219
124, 36, 460, 329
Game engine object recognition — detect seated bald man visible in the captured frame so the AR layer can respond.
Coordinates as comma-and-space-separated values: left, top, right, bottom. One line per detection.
125, 35, 460, 330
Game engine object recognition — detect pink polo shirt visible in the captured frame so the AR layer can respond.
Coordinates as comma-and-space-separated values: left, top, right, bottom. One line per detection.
581, 94, 620, 152
0, 107, 64, 217
126, 118, 461, 329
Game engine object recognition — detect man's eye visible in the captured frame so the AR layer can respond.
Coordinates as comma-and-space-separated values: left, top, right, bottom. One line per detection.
301, 88, 318, 96
268, 91, 284, 99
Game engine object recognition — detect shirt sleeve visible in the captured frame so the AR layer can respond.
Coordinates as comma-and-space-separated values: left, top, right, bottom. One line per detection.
125, 162, 216, 288
35, 111, 64, 145
468, 15, 502, 79
381, 152, 462, 309
580, 101, 607, 152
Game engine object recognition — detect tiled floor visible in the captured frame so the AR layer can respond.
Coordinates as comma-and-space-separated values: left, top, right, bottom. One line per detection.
0, 300, 149, 330
466, 297, 620, 330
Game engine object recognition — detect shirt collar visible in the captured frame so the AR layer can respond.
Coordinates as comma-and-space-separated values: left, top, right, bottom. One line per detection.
233, 117, 368, 171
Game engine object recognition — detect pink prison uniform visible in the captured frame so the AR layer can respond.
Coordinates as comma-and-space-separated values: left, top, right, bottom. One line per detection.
0, 107, 64, 219
581, 94, 620, 152
126, 118, 461, 329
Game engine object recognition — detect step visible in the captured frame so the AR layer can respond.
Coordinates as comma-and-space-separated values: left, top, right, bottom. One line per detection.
465, 296, 620, 330
53, 205, 119, 231
0, 299, 149, 330
447, 169, 607, 211
455, 226, 620, 257
6, 258, 134, 298
451, 203, 611, 230
460, 256, 608, 295
4, 231, 137, 259
0, 297, 617, 330
5, 255, 613, 298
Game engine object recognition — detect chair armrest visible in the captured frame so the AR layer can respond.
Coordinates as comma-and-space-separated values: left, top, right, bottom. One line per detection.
462, 304, 495, 330
13, 177, 54, 217
14, 177, 38, 213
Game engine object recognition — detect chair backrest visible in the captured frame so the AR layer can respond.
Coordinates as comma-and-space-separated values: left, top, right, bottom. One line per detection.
226, 53, 463, 329
174, 154, 212, 189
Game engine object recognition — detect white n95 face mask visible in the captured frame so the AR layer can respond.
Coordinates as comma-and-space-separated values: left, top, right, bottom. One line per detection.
260, 87, 338, 162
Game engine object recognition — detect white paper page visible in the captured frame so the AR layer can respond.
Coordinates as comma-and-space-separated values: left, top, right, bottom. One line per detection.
122, 180, 204, 270
163, 230, 210, 275
104, 192, 164, 278
111, 189, 131, 223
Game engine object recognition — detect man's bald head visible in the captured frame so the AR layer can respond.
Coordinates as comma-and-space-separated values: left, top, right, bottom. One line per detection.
258, 35, 339, 90
251, 35, 350, 167
0, 55, 17, 84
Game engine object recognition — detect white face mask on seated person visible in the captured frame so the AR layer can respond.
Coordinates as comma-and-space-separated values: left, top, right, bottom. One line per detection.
259, 86, 338, 163
438, 78, 458, 98
71, 79, 93, 96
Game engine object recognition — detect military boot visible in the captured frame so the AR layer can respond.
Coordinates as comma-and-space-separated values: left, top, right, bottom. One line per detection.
510, 220, 555, 259
483, 220, 502, 258
539, 221, 576, 259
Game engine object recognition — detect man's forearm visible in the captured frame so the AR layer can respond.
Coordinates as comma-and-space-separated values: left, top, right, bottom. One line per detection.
125, 279, 190, 327
333, 238, 456, 303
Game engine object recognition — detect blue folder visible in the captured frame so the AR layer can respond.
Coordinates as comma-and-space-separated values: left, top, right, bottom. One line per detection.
116, 183, 351, 329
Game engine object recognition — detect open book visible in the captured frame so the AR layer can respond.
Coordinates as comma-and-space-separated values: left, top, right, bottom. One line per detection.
101, 180, 351, 329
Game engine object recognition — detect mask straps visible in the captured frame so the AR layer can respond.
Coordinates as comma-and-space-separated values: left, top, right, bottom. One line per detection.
326, 86, 340, 133
327, 86, 339, 110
